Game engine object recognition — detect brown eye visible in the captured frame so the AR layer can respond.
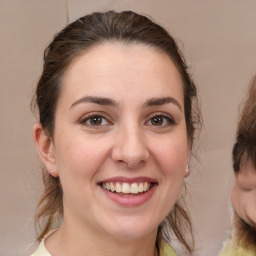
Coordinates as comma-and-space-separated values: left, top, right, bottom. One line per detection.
90, 116, 103, 126
146, 114, 176, 127
81, 114, 110, 127
151, 116, 164, 126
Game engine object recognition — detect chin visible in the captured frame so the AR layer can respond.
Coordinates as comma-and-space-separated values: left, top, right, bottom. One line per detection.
104, 218, 158, 241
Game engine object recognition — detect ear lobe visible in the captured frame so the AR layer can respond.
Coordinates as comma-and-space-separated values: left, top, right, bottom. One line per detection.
33, 122, 59, 177
184, 164, 190, 177
185, 142, 192, 178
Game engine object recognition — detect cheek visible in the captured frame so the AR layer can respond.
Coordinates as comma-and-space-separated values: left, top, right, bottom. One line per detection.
54, 136, 112, 213
231, 186, 241, 215
54, 134, 110, 183
231, 186, 254, 225
153, 140, 187, 215
151, 136, 188, 176
243, 192, 256, 226
150, 135, 188, 208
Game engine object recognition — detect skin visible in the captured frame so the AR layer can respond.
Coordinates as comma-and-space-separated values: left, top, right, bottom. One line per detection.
34, 42, 191, 256
231, 156, 256, 228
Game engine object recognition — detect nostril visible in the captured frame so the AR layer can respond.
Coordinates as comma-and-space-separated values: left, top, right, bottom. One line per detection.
111, 132, 149, 168
113, 156, 148, 169
116, 159, 127, 165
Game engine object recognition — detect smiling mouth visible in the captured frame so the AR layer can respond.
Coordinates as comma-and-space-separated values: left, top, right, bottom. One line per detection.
99, 181, 155, 196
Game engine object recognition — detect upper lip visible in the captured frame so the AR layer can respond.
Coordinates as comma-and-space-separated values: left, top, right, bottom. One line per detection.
98, 176, 158, 184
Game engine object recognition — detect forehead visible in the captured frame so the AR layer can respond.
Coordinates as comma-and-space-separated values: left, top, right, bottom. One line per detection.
59, 42, 184, 107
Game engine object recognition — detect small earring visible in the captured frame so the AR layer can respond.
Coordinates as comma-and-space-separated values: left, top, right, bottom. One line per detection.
185, 164, 190, 174
50, 170, 54, 175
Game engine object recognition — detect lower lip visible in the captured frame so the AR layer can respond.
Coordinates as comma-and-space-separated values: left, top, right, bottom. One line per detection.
100, 185, 157, 207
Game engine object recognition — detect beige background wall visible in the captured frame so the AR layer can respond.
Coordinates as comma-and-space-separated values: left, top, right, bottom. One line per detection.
1, 1, 256, 255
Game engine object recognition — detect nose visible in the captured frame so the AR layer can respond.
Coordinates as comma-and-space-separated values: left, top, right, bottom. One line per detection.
111, 124, 149, 169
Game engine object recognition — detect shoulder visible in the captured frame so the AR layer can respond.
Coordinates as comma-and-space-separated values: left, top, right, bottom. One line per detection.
161, 240, 177, 256
30, 240, 51, 256
219, 238, 256, 256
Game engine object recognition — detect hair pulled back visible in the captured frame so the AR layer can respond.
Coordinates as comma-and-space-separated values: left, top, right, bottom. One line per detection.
32, 10, 201, 254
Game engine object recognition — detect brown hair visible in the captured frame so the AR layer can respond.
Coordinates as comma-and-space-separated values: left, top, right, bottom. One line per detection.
233, 75, 256, 172
32, 10, 201, 254
232, 75, 256, 244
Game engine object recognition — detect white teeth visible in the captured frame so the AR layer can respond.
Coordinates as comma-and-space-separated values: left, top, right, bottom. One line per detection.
110, 182, 115, 192
102, 181, 152, 194
138, 183, 144, 192
131, 183, 139, 194
143, 182, 148, 191
116, 182, 122, 192
122, 183, 130, 193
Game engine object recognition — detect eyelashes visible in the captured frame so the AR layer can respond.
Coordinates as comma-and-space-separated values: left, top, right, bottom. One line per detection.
79, 112, 112, 127
145, 113, 176, 127
79, 112, 176, 128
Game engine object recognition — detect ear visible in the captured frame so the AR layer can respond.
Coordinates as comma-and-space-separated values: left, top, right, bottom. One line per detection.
33, 122, 59, 177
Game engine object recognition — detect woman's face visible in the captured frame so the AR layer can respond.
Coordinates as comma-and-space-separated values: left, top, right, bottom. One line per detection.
231, 157, 256, 228
46, 43, 190, 240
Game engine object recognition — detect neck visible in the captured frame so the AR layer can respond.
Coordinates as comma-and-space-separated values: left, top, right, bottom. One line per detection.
45, 219, 158, 256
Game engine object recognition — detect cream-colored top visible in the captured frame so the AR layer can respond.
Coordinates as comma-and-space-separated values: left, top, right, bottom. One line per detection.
31, 240, 177, 256
31, 240, 51, 256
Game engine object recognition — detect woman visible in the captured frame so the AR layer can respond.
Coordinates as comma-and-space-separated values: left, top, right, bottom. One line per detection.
220, 75, 256, 255
31, 10, 200, 256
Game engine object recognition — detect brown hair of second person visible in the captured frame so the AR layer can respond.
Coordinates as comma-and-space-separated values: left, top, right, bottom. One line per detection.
232, 75, 256, 245
233, 75, 256, 173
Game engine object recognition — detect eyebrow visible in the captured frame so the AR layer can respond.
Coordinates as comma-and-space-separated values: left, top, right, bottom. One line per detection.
70, 96, 117, 109
143, 97, 182, 111
70, 96, 182, 111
